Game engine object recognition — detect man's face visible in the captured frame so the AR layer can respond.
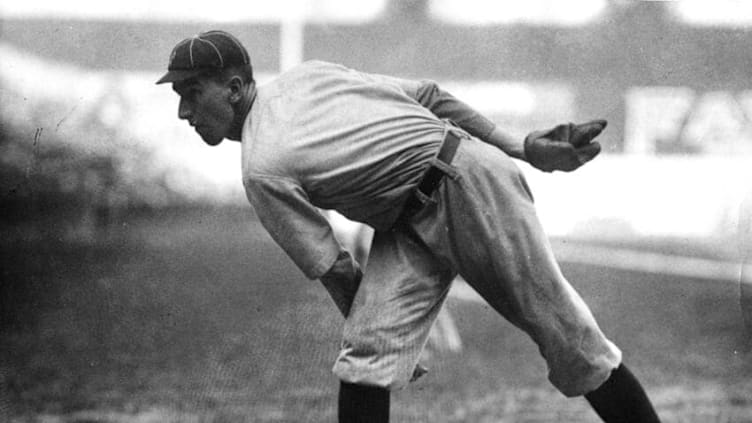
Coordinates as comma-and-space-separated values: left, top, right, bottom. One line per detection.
172, 76, 235, 146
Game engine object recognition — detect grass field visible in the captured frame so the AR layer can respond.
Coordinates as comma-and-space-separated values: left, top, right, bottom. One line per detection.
2, 207, 752, 422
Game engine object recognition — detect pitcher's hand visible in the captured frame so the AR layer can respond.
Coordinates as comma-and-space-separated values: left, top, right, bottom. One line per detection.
524, 120, 606, 172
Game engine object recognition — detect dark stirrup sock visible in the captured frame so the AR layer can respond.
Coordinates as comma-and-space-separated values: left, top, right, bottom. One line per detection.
585, 364, 661, 423
338, 381, 390, 423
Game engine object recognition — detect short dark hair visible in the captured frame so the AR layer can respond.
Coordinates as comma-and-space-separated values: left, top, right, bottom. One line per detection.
205, 64, 254, 85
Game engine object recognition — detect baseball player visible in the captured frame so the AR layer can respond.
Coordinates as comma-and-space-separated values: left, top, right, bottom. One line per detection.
157, 30, 661, 422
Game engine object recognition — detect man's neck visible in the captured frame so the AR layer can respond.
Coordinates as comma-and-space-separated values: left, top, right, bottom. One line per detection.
227, 84, 257, 141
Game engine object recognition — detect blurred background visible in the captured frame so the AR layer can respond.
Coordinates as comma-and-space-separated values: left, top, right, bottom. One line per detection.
2, 1, 752, 422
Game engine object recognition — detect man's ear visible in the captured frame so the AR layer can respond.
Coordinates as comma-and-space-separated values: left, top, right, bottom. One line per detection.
228, 76, 244, 104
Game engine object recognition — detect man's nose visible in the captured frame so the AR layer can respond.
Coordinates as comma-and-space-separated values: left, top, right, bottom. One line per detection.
178, 99, 192, 121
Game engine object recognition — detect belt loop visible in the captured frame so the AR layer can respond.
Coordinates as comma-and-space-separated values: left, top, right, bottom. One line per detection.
436, 130, 461, 166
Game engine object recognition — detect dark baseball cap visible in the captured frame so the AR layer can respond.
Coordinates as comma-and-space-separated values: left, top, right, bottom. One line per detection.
156, 30, 251, 84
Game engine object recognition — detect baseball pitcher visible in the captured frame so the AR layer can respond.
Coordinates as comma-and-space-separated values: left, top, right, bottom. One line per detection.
157, 30, 661, 423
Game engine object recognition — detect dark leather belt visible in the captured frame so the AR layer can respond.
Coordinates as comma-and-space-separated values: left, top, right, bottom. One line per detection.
399, 130, 461, 221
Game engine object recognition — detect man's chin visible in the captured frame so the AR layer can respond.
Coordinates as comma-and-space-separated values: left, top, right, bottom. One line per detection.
202, 136, 224, 146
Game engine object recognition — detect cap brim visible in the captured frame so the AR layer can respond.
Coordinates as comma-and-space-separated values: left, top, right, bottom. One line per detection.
155, 69, 207, 85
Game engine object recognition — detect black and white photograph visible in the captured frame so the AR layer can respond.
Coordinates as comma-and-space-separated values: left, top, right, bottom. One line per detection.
2, 1, 751, 421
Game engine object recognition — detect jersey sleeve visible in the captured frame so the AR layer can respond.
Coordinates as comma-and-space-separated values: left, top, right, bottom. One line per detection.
412, 79, 497, 139
358, 71, 497, 140
244, 174, 342, 280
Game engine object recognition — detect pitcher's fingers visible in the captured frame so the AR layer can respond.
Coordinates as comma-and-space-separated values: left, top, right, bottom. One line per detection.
571, 120, 607, 147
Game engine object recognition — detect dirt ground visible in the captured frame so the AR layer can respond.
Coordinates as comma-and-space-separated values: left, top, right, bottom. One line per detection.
2, 207, 751, 422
